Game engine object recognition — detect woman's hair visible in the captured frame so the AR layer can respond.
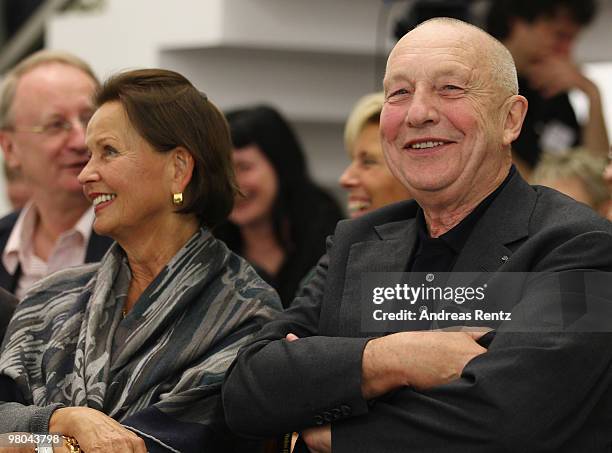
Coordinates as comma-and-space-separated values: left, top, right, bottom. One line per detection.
344, 92, 384, 152
95, 68, 237, 227
215, 105, 342, 303
531, 148, 608, 209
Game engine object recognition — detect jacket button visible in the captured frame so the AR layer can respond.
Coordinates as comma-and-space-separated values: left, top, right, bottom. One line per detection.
314, 415, 324, 425
323, 411, 333, 423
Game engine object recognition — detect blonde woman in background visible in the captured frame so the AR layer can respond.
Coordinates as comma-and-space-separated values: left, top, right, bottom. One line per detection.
340, 92, 411, 218
531, 148, 608, 217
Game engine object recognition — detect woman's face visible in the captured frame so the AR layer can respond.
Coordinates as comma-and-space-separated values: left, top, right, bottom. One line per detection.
230, 145, 278, 228
79, 101, 176, 240
339, 122, 411, 218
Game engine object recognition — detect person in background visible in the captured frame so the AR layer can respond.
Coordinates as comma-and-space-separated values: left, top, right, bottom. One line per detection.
0, 69, 280, 453
340, 92, 411, 218
486, 0, 609, 172
531, 148, 608, 215
215, 105, 343, 307
0, 50, 112, 297
2, 161, 32, 210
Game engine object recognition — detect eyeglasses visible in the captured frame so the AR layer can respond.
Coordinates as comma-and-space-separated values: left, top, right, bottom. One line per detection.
5, 115, 92, 137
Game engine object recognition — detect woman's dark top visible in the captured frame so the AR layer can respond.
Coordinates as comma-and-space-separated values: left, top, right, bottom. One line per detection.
216, 190, 343, 308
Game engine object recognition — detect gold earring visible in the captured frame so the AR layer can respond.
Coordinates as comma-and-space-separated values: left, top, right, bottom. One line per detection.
172, 192, 183, 206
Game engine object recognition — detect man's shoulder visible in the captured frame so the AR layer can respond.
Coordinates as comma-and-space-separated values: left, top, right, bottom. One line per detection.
482, 171, 609, 241
0, 287, 17, 310
0, 211, 19, 236
334, 199, 418, 238
0, 212, 19, 261
514, 185, 612, 272
531, 185, 612, 235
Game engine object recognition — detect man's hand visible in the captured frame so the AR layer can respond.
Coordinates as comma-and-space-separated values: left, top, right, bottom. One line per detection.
527, 57, 596, 99
527, 55, 609, 153
49, 407, 146, 453
286, 333, 299, 342
361, 330, 488, 399
301, 424, 331, 453
286, 329, 486, 448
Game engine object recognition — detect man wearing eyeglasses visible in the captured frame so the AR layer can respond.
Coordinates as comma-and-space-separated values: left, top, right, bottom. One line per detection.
0, 50, 112, 300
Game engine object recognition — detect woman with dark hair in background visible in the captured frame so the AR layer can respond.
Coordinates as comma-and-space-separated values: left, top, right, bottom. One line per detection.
215, 106, 343, 307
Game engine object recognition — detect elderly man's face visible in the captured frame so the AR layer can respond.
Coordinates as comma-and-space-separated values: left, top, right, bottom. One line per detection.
2, 63, 96, 197
381, 25, 511, 201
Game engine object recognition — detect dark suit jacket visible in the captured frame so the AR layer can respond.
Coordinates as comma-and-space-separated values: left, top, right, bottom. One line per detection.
223, 172, 612, 452
0, 288, 17, 345
0, 211, 114, 294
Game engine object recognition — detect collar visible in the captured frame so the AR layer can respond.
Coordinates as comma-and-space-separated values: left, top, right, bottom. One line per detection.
2, 203, 94, 274
415, 165, 516, 253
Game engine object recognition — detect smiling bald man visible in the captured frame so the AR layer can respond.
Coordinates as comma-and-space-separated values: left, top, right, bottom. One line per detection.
223, 18, 612, 453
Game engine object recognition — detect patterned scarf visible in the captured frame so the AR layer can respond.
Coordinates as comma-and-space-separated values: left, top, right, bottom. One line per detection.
0, 228, 280, 450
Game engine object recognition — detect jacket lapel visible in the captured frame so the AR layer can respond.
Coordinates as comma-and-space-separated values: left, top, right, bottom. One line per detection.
336, 172, 537, 336
452, 171, 535, 274
338, 218, 418, 336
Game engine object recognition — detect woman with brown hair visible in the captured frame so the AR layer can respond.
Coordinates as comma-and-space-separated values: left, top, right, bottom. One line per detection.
0, 69, 280, 453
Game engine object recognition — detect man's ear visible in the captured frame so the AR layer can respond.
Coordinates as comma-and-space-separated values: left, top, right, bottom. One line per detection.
169, 146, 195, 194
0, 131, 20, 170
502, 95, 528, 147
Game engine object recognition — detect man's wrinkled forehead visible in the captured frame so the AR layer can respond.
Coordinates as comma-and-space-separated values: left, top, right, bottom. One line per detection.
392, 21, 478, 59
385, 26, 478, 78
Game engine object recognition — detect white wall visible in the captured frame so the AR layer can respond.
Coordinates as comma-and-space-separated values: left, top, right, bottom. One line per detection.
569, 63, 612, 145
1, 0, 611, 216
